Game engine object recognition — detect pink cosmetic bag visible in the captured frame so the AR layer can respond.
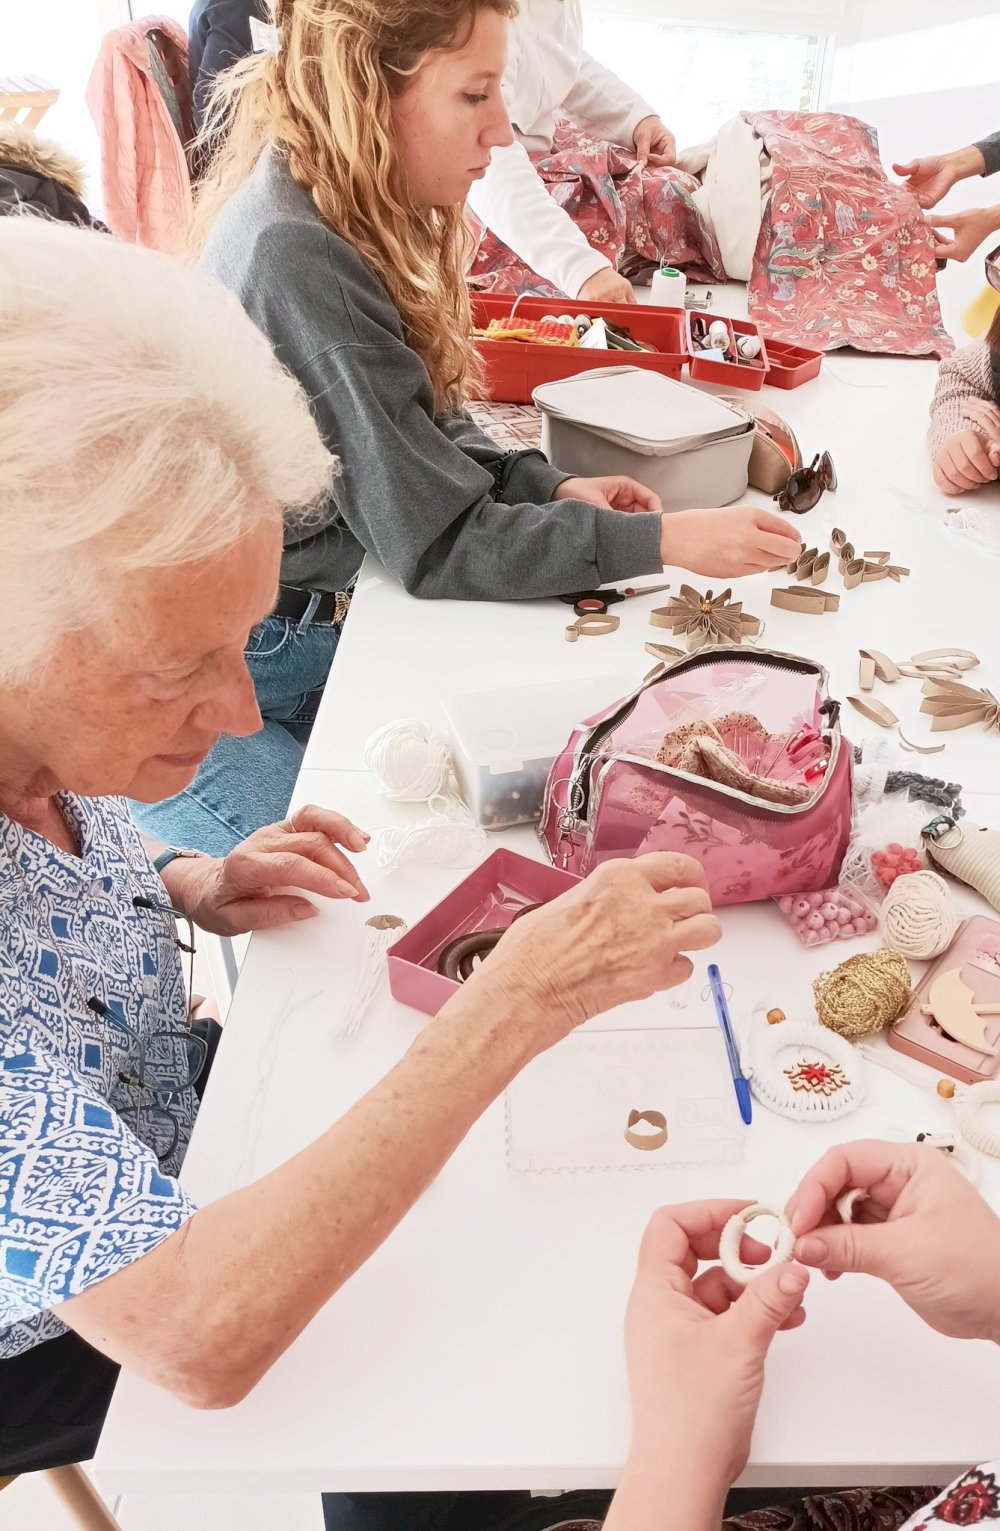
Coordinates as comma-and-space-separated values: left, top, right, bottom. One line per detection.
538, 647, 853, 906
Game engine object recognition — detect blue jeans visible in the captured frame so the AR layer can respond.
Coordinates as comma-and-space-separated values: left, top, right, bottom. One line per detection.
131, 615, 339, 856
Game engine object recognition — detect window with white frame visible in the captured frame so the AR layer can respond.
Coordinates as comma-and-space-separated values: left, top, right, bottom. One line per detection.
580, 9, 828, 146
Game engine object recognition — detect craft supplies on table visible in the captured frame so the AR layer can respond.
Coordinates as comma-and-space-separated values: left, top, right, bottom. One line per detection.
891, 915, 1000, 1084
743, 1015, 865, 1120
532, 368, 755, 511
539, 647, 853, 905
442, 671, 637, 831
386, 848, 579, 1017
650, 264, 687, 307
708, 962, 753, 1124
471, 292, 823, 402
504, 1026, 745, 1173
472, 292, 686, 402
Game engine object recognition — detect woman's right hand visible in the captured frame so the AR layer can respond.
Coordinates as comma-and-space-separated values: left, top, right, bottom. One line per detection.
662, 506, 803, 577
577, 267, 636, 305
933, 428, 1000, 493
467, 854, 720, 1053
786, 1140, 1000, 1344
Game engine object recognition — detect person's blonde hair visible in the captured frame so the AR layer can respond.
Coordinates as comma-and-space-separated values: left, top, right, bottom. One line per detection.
0, 217, 336, 679
192, 0, 515, 414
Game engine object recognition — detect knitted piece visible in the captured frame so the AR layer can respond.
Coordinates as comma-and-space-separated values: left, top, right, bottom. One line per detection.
925, 820, 1000, 916
928, 336, 995, 458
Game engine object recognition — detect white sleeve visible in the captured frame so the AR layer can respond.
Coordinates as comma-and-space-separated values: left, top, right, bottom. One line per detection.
467, 139, 610, 299
563, 50, 658, 148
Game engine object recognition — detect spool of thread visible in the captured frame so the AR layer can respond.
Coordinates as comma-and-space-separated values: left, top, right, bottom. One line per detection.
364, 719, 453, 803
878, 871, 959, 960
650, 265, 687, 309
707, 319, 730, 354
813, 948, 912, 1039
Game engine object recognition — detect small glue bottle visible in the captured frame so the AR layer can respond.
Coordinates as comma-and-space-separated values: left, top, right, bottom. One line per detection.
650, 264, 687, 309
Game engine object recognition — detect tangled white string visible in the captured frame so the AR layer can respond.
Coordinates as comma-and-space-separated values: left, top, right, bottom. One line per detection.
372, 810, 487, 871
364, 719, 454, 803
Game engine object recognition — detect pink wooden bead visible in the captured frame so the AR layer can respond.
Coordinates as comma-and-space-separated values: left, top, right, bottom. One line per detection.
807, 911, 825, 930
835, 907, 853, 925
863, 912, 878, 931
820, 901, 839, 921
792, 897, 812, 919
807, 892, 825, 908
778, 895, 793, 913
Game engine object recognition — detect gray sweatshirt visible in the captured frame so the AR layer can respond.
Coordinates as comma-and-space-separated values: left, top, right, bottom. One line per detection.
200, 151, 663, 598
976, 131, 1000, 179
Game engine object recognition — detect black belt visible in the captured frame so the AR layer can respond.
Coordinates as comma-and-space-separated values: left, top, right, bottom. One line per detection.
273, 584, 350, 625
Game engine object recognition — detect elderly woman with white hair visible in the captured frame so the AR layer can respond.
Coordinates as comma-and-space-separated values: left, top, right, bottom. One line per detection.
0, 217, 720, 1483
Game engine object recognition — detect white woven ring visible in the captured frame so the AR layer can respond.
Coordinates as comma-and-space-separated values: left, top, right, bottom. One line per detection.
747, 1020, 863, 1120
719, 1204, 795, 1286
955, 1082, 1000, 1160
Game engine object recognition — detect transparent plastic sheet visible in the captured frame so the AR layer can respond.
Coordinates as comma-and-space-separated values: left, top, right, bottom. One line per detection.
505, 1027, 745, 1173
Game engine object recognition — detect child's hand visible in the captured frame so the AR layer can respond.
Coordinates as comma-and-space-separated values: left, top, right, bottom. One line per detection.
933, 428, 1000, 493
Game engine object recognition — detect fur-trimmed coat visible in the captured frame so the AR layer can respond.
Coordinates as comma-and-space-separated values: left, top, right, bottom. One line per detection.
0, 124, 106, 230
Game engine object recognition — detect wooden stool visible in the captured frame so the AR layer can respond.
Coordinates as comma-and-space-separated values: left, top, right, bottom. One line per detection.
0, 74, 60, 132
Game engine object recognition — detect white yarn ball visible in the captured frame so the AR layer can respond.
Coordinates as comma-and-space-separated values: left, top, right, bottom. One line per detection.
878, 870, 959, 960
364, 719, 453, 803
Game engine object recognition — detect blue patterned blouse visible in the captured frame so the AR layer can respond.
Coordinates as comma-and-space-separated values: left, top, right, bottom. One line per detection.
0, 794, 198, 1358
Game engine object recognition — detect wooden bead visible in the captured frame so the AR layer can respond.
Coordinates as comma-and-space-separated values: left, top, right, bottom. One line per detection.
767, 1008, 786, 1025
937, 1078, 956, 1099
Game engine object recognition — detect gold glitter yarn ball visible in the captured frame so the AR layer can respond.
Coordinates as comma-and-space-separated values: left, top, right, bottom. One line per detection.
812, 949, 912, 1039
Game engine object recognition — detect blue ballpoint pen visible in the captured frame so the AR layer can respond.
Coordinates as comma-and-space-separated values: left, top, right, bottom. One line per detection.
707, 963, 753, 1125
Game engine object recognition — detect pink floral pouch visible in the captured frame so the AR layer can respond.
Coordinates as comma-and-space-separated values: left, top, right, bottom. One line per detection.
538, 647, 852, 906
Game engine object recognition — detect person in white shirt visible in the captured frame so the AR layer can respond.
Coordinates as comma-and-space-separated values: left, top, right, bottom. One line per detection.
467, 0, 680, 304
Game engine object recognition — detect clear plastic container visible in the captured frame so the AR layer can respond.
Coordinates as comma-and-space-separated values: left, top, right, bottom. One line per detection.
443, 672, 637, 830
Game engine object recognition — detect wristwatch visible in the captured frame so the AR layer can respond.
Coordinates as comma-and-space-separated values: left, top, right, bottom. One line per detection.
152, 847, 203, 875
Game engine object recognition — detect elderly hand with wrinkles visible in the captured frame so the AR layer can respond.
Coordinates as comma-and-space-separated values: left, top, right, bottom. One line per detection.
157, 804, 370, 935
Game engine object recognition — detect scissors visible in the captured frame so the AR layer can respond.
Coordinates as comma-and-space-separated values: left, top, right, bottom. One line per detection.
559, 583, 671, 617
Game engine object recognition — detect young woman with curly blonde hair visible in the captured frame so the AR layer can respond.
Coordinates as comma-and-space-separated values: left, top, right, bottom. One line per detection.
139, 0, 799, 854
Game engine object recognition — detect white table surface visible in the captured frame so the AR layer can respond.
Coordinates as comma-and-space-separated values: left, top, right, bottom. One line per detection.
306, 349, 999, 789
97, 331, 1000, 1497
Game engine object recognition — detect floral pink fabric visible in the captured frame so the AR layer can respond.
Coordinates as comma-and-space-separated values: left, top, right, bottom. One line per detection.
744, 110, 954, 359
468, 119, 725, 297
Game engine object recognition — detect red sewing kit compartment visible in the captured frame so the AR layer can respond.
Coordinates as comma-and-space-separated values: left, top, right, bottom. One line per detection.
762, 340, 823, 389
472, 294, 686, 404
387, 849, 579, 1018
686, 313, 770, 392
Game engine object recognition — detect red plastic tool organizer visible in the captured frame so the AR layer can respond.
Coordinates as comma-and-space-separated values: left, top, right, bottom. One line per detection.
472, 293, 822, 402
472, 294, 686, 403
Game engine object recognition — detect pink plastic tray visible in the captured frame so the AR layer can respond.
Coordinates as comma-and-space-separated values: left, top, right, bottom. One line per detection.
387, 849, 580, 1018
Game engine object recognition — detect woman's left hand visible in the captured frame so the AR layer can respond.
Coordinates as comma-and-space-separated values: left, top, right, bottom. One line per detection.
621, 1203, 809, 1493
161, 805, 371, 934
555, 475, 662, 513
633, 114, 677, 168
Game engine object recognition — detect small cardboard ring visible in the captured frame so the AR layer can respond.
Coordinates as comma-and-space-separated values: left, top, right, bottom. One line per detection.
719, 1203, 795, 1286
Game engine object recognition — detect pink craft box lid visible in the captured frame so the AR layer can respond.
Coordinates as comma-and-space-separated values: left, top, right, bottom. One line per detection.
387, 848, 581, 1018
